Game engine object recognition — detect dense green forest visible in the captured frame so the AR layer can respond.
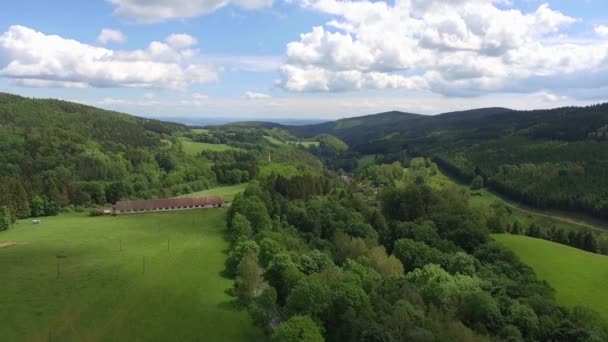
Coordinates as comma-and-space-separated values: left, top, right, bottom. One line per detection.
288, 104, 608, 220
0, 93, 322, 224
227, 165, 608, 341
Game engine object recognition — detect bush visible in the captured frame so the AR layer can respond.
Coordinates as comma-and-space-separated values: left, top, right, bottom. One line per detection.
89, 209, 104, 217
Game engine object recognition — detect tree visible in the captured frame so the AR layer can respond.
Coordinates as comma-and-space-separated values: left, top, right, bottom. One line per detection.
286, 276, 331, 319
236, 252, 263, 302
230, 213, 253, 245
457, 291, 503, 333
297, 250, 333, 275
272, 315, 324, 342
507, 302, 539, 339
265, 253, 304, 303
393, 239, 443, 272
0, 206, 11, 231
470, 175, 484, 190
405, 264, 481, 309
30, 195, 47, 217
225, 240, 260, 277
366, 246, 404, 277
239, 196, 272, 233
260, 238, 283, 268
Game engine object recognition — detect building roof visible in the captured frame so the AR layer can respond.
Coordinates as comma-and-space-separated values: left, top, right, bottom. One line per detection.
113, 196, 224, 212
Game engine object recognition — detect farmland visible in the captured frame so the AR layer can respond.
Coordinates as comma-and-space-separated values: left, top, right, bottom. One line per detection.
0, 210, 262, 341
494, 234, 608, 319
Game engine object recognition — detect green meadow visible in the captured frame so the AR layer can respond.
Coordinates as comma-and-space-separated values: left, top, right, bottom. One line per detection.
179, 137, 235, 155
0, 210, 262, 342
494, 234, 608, 319
177, 183, 247, 201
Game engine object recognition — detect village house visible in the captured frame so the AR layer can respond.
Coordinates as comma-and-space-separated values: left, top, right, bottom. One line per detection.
113, 196, 224, 215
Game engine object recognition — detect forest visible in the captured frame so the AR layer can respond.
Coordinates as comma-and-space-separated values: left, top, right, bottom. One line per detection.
287, 104, 608, 220
226, 166, 608, 341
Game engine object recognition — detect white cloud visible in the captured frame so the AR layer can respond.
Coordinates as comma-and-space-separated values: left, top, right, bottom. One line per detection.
244, 91, 271, 99
533, 91, 568, 103
279, 0, 608, 96
595, 25, 608, 38
96, 28, 127, 45
191, 92, 209, 100
108, 0, 274, 23
0, 25, 218, 90
165, 34, 198, 48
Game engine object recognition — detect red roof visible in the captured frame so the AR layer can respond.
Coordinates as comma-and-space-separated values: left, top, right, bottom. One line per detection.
114, 196, 223, 211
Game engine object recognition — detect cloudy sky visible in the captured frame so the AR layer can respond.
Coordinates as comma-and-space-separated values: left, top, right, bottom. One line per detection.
0, 0, 607, 119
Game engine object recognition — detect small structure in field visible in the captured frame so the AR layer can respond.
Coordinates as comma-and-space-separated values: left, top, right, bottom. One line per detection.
32, 220, 41, 225
113, 196, 224, 215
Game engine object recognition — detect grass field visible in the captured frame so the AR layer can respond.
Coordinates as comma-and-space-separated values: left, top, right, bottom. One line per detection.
263, 136, 319, 148
177, 184, 247, 201
179, 137, 235, 155
0, 210, 263, 341
494, 234, 608, 319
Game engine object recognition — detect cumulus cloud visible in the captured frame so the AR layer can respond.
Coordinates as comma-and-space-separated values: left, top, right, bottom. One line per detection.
596, 25, 608, 38
165, 33, 198, 48
96, 28, 127, 44
279, 0, 608, 96
108, 0, 274, 23
244, 91, 271, 99
0, 25, 218, 90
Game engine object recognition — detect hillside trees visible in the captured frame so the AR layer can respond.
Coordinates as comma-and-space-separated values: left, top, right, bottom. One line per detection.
225, 171, 608, 341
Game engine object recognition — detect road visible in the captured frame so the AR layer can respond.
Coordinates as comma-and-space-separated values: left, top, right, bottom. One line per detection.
485, 190, 607, 233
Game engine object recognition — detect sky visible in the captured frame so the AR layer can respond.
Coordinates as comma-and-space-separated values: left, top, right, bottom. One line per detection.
0, 0, 607, 120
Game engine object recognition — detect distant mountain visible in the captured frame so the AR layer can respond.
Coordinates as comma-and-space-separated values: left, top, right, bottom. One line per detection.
289, 103, 608, 220
152, 116, 327, 127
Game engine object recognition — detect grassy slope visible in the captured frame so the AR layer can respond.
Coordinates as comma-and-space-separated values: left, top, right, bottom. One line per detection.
0, 210, 262, 342
179, 138, 235, 155
177, 184, 247, 201
494, 234, 608, 319
263, 136, 319, 148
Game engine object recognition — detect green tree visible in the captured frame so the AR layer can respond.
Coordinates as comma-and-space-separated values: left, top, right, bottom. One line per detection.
272, 315, 324, 342
286, 276, 331, 319
405, 264, 481, 309
259, 238, 283, 268
236, 252, 263, 302
225, 240, 260, 277
457, 291, 503, 333
0, 206, 11, 231
230, 213, 253, 245
393, 239, 443, 272
470, 175, 484, 190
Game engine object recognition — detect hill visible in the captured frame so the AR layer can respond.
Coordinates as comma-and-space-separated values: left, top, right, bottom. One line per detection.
0, 93, 218, 219
289, 104, 608, 220
494, 234, 608, 319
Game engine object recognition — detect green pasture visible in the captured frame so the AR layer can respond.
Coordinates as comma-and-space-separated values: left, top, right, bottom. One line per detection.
0, 210, 262, 341
179, 137, 235, 155
494, 234, 608, 319
177, 183, 247, 201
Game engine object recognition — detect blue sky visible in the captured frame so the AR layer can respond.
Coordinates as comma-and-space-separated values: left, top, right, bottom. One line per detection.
0, 0, 607, 119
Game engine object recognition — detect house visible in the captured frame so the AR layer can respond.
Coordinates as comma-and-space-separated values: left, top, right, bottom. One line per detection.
113, 196, 224, 215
